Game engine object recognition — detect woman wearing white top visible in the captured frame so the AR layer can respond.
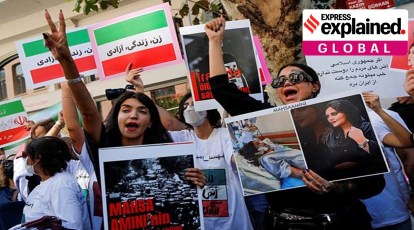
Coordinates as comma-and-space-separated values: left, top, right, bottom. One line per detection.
23, 136, 90, 229
126, 66, 253, 230
170, 93, 253, 230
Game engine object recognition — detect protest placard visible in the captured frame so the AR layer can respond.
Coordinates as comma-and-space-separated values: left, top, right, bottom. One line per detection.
225, 92, 388, 196
344, 0, 395, 9
0, 98, 30, 148
88, 3, 182, 80
179, 20, 263, 111
15, 27, 96, 89
306, 56, 407, 97
99, 142, 203, 230
390, 19, 414, 72
253, 36, 272, 85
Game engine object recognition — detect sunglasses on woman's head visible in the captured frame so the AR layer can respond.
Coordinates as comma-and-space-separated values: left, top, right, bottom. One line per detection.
271, 71, 314, 89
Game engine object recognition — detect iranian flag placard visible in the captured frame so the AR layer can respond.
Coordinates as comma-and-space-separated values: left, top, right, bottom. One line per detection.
88, 3, 183, 80
0, 98, 30, 148
16, 27, 97, 89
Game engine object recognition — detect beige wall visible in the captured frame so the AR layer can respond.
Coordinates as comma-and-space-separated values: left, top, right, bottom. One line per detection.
0, 0, 193, 114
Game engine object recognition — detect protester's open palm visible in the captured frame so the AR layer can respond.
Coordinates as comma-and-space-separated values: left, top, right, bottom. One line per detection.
125, 63, 144, 93
44, 10, 72, 62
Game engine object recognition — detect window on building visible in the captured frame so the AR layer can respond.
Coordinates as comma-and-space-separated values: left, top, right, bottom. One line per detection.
13, 63, 26, 95
0, 68, 7, 100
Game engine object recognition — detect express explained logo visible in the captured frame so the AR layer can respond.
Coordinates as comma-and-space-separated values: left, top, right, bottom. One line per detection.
302, 10, 408, 55
304, 13, 404, 38
304, 15, 320, 34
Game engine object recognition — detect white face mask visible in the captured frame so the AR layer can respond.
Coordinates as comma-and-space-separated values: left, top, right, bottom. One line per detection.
25, 157, 36, 175
183, 105, 207, 127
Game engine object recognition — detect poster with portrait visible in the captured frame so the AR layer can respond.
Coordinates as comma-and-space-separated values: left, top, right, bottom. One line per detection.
179, 20, 263, 111
225, 91, 388, 196
99, 142, 204, 230
390, 19, 414, 72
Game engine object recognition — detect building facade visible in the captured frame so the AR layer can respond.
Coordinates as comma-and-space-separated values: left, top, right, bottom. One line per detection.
0, 0, 191, 119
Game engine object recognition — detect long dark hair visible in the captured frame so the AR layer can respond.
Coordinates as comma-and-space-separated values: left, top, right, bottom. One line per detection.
177, 92, 221, 129
325, 99, 362, 129
105, 91, 172, 146
24, 136, 69, 176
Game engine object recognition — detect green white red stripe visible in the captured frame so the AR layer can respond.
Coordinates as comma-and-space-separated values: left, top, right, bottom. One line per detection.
15, 27, 97, 89
88, 3, 182, 79
0, 99, 30, 148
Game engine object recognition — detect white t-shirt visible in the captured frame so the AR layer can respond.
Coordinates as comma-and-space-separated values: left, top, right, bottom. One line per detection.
23, 171, 91, 229
361, 110, 411, 228
77, 143, 103, 230
169, 128, 253, 230
13, 156, 31, 202
66, 159, 90, 190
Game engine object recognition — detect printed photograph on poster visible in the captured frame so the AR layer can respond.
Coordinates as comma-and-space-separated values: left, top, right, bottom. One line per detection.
99, 143, 204, 230
291, 94, 388, 181
225, 92, 388, 196
88, 3, 183, 80
390, 19, 414, 72
179, 20, 263, 111
226, 110, 306, 195
15, 27, 97, 89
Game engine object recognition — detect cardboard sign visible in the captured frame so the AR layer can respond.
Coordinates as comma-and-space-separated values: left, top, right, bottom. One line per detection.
99, 142, 204, 230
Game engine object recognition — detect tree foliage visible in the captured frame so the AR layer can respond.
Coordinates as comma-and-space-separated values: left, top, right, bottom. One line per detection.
66, 0, 224, 25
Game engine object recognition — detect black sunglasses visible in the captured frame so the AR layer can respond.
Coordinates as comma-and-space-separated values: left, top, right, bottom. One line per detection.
271, 71, 314, 89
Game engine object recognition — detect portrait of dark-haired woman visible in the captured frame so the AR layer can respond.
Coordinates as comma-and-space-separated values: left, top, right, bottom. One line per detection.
324, 99, 387, 180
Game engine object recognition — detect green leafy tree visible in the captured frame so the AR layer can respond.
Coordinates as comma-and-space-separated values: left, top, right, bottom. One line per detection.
66, 0, 223, 25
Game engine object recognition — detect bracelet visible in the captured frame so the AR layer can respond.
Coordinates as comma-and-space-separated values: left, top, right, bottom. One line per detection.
55, 121, 65, 129
67, 75, 84, 84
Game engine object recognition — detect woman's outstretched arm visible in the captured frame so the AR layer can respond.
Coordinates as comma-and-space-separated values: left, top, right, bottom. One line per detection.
61, 82, 84, 153
363, 92, 413, 147
43, 10, 102, 143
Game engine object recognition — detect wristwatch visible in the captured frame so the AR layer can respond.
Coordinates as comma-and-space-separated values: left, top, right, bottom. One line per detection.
358, 139, 369, 148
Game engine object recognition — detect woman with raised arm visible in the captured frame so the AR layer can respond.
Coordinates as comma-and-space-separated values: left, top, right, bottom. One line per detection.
22, 136, 90, 229
43, 10, 205, 190
205, 16, 385, 229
